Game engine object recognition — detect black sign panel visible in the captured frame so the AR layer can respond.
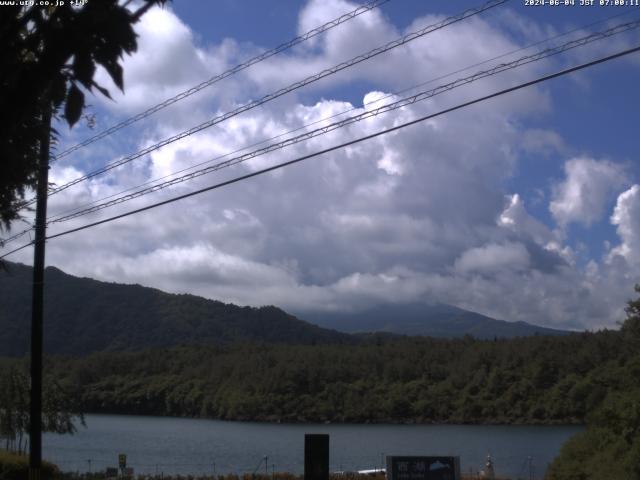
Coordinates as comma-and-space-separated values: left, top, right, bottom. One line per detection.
304, 434, 329, 480
386, 456, 460, 480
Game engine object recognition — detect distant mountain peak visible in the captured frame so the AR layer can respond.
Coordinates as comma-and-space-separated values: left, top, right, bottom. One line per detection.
295, 302, 570, 339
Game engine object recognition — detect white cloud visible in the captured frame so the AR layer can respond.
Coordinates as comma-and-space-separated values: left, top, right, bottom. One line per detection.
519, 128, 567, 157
4, 1, 640, 333
455, 242, 531, 274
499, 193, 553, 246
550, 157, 628, 227
609, 185, 640, 267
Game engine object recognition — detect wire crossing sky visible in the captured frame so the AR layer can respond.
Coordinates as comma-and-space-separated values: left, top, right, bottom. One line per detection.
2, 42, 637, 262
42, 18, 640, 226
51, 0, 392, 162
3, 0, 640, 331
40, 6, 640, 227
22, 0, 507, 208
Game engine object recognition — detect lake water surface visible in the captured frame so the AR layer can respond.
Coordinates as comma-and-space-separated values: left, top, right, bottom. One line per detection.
43, 414, 581, 478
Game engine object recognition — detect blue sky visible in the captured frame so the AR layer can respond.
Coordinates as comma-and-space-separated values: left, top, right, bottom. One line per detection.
4, 0, 640, 330
172, 0, 640, 265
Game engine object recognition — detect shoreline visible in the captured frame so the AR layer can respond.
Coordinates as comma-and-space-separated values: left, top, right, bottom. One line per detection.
75, 410, 586, 428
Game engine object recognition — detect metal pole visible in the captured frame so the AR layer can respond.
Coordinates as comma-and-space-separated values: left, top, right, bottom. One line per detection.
29, 105, 51, 480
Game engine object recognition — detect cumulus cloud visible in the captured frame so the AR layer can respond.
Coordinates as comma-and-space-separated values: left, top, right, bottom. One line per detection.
499, 194, 553, 245
4, 1, 640, 332
609, 185, 640, 267
455, 242, 531, 274
550, 157, 628, 227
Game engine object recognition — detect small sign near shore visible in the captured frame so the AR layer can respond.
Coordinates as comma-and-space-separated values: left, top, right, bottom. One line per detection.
386, 456, 460, 480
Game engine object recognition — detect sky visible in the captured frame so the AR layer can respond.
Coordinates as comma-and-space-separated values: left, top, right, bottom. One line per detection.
3, 0, 640, 330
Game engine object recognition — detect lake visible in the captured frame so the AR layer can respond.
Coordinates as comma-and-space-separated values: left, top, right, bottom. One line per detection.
43, 414, 582, 478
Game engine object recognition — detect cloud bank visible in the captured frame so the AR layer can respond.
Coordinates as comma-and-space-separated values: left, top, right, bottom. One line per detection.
5, 0, 639, 331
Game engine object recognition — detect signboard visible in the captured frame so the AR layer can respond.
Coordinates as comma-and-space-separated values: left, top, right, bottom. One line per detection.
386, 456, 460, 480
119, 454, 127, 469
304, 434, 329, 480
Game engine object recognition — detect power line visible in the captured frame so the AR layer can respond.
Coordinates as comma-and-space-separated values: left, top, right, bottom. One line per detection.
2, 8, 636, 245
20, 0, 508, 208
43, 7, 640, 225
45, 18, 640, 224
3, 43, 638, 260
0, 227, 32, 245
51, 0, 391, 162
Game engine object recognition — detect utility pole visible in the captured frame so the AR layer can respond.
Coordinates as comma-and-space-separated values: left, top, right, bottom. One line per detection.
29, 105, 52, 480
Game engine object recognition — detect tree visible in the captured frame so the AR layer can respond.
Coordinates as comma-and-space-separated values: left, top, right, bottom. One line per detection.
547, 286, 640, 480
0, 0, 166, 229
622, 284, 640, 343
0, 366, 83, 455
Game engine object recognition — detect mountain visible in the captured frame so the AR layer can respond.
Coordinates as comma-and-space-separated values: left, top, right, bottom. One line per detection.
297, 302, 571, 339
0, 262, 353, 356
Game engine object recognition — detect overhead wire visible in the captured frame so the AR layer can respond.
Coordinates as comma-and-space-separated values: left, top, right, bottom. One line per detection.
51, 0, 392, 162
3, 43, 639, 260
0, 227, 33, 245
44, 18, 640, 224
4, 12, 638, 244
0, 9, 635, 246
44, 6, 640, 224
19, 0, 508, 208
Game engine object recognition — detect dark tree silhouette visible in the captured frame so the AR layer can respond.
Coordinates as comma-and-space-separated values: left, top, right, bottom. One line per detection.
0, 366, 83, 454
0, 0, 166, 229
622, 284, 640, 340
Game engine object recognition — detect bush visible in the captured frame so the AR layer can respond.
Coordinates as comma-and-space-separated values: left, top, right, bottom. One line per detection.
0, 450, 60, 480
546, 391, 640, 479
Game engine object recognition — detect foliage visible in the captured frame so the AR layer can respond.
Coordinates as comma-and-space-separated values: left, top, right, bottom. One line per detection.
0, 325, 630, 426
0, 450, 59, 480
0, 0, 165, 228
546, 287, 640, 479
621, 284, 640, 347
545, 393, 640, 480
0, 365, 85, 455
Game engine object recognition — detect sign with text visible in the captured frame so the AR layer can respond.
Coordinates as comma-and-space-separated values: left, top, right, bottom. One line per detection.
118, 454, 127, 469
386, 456, 460, 480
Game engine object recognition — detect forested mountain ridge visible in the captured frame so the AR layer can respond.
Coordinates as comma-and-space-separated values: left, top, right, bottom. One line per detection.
0, 262, 569, 358
0, 262, 353, 356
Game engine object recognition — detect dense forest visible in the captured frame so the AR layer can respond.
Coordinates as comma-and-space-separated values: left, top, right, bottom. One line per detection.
0, 327, 633, 426
545, 286, 640, 479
